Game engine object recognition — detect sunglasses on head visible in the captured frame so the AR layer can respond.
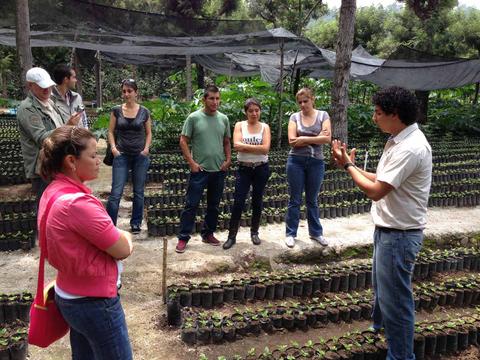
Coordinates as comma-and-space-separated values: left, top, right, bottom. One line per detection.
122, 78, 136, 85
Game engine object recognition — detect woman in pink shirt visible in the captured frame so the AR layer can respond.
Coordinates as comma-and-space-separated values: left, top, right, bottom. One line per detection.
37, 126, 133, 359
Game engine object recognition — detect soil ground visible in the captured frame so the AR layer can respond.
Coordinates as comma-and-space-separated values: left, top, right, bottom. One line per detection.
1, 150, 480, 359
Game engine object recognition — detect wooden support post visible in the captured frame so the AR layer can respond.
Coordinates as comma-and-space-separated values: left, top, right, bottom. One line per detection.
95, 51, 103, 108
162, 237, 168, 304
186, 55, 192, 101
72, 48, 83, 97
276, 40, 285, 149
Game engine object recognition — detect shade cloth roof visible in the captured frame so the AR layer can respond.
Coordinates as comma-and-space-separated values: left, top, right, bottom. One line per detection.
1, 0, 479, 90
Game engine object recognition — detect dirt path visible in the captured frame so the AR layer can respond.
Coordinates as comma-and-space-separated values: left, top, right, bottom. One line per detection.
1, 158, 480, 359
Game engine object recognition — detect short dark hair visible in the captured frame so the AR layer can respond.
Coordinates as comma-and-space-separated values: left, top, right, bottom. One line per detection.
372, 86, 418, 126
203, 85, 220, 98
244, 98, 261, 112
121, 78, 138, 92
39, 126, 95, 181
52, 64, 73, 85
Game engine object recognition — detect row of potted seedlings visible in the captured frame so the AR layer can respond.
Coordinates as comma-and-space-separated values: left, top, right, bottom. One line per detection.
204, 313, 480, 360
176, 274, 480, 346
168, 263, 373, 310
147, 195, 371, 224
0, 212, 36, 234
413, 275, 480, 311
145, 182, 367, 207
147, 200, 375, 237
167, 247, 480, 311
0, 198, 36, 214
179, 292, 374, 346
413, 247, 480, 280
147, 143, 478, 174
0, 231, 35, 252
0, 321, 28, 360
428, 190, 480, 207
0, 293, 32, 325
431, 177, 480, 193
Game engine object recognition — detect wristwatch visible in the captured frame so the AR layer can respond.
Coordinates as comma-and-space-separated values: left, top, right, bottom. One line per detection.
344, 162, 355, 171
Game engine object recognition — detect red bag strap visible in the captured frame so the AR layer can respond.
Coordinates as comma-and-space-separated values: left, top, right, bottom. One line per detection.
35, 186, 79, 305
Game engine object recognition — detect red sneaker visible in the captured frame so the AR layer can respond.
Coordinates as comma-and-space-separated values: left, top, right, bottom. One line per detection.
202, 234, 220, 246
175, 240, 187, 253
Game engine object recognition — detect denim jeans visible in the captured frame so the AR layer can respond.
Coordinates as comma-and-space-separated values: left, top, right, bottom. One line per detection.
178, 171, 226, 242
106, 153, 150, 227
372, 227, 423, 360
228, 163, 270, 238
285, 155, 325, 237
55, 294, 132, 360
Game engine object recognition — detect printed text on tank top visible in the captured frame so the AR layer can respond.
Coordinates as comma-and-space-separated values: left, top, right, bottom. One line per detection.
242, 121, 264, 145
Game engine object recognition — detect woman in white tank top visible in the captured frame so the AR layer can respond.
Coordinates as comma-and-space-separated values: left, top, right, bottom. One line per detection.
223, 98, 271, 250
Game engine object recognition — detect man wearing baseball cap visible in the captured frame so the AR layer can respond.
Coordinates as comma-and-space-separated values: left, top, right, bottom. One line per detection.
17, 67, 82, 198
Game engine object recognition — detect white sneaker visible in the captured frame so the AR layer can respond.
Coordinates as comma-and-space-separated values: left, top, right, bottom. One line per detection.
311, 235, 328, 247
285, 236, 295, 248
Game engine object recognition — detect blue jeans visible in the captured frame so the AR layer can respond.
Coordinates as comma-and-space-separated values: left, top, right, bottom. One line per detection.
285, 155, 325, 237
55, 294, 132, 360
228, 163, 270, 238
178, 171, 226, 242
106, 153, 150, 227
372, 227, 423, 360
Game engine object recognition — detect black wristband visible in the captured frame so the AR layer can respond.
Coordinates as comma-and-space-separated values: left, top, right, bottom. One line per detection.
344, 162, 354, 171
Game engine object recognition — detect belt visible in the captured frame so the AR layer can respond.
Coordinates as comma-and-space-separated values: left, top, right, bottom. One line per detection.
375, 226, 422, 233
238, 161, 268, 168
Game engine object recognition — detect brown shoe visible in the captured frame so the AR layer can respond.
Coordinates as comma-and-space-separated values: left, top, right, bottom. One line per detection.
202, 233, 220, 246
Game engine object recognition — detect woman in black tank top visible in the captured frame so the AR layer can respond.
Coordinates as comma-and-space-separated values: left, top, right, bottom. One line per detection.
106, 79, 152, 234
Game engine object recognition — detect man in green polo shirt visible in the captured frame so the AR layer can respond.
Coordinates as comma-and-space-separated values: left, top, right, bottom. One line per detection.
176, 85, 231, 253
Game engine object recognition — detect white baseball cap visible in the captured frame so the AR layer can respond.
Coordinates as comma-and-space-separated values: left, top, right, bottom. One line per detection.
26, 67, 56, 89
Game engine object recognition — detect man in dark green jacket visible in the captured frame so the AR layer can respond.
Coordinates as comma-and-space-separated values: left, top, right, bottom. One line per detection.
17, 67, 81, 198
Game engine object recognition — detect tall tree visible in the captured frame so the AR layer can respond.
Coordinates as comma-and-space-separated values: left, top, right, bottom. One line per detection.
15, 0, 32, 96
330, 0, 356, 144
247, 0, 327, 34
396, 0, 454, 122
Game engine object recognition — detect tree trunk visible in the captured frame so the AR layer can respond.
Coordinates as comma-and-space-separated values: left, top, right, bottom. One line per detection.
330, 0, 356, 144
415, 90, 429, 124
293, 68, 301, 96
0, 74, 8, 98
196, 63, 205, 89
185, 55, 192, 100
1, 74, 7, 98
15, 0, 32, 96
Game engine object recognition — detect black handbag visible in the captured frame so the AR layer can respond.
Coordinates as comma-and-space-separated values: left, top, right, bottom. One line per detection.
103, 142, 114, 166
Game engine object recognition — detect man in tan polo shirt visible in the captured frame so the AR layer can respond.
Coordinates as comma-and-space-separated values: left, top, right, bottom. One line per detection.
332, 86, 432, 360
